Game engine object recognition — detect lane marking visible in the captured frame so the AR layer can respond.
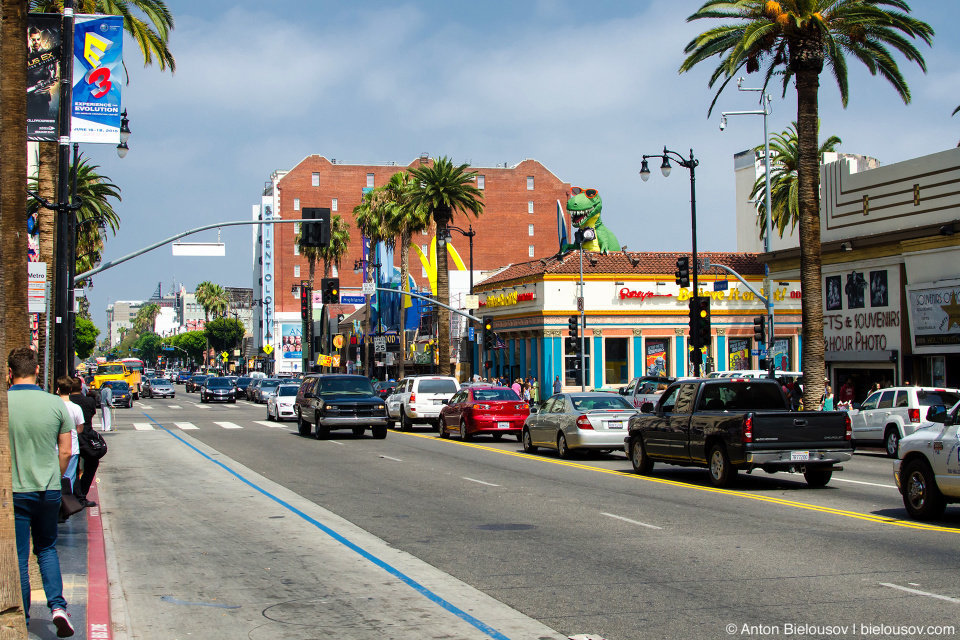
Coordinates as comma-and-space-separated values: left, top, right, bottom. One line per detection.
133, 423, 155, 431
601, 512, 663, 530
880, 583, 960, 604
214, 421, 243, 429
329, 441, 344, 446
379, 455, 402, 462
253, 420, 289, 429
395, 432, 960, 534
832, 477, 896, 489
138, 405, 153, 409
168, 405, 181, 409
175, 422, 199, 430
463, 477, 500, 487
192, 403, 209, 410
141, 412, 513, 640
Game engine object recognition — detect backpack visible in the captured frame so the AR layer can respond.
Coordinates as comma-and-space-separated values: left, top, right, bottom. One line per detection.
78, 429, 108, 459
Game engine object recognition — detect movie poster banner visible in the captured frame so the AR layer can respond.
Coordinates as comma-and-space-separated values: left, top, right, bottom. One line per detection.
72, 14, 123, 143
769, 339, 792, 370
281, 324, 302, 359
27, 14, 62, 141
728, 338, 751, 371
906, 279, 960, 354
644, 339, 668, 377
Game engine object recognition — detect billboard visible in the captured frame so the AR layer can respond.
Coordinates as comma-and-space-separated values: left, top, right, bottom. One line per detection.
27, 14, 62, 141
906, 279, 960, 354
72, 14, 123, 143
728, 338, 751, 371
281, 324, 302, 359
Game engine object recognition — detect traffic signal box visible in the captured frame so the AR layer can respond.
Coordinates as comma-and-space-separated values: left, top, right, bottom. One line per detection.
566, 315, 581, 355
301, 208, 331, 248
753, 315, 766, 343
483, 316, 495, 350
675, 256, 690, 288
300, 285, 311, 320
320, 277, 339, 304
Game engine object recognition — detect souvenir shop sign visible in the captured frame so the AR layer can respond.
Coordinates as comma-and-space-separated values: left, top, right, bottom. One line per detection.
906, 279, 960, 354
482, 291, 536, 308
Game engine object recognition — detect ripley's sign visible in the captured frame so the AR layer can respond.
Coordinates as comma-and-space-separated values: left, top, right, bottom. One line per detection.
482, 291, 536, 307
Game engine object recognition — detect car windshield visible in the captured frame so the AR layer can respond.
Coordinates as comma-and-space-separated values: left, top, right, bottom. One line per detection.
570, 395, 634, 411
417, 379, 458, 394
206, 378, 233, 388
97, 364, 126, 375
154, 379, 171, 385
319, 377, 375, 395
277, 386, 299, 397
261, 380, 281, 389
108, 382, 130, 391
237, 377, 251, 385
192, 375, 208, 381
918, 390, 960, 407
473, 388, 520, 401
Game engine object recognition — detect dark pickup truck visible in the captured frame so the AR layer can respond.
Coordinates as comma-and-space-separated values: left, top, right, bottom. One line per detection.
624, 378, 852, 488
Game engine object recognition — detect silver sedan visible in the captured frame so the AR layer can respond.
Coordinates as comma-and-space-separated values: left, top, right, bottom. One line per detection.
522, 392, 638, 458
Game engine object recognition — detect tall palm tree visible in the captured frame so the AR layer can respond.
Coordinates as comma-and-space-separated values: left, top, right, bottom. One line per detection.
319, 214, 351, 279
382, 172, 431, 378
205, 284, 229, 319
750, 122, 841, 240
680, 0, 933, 409
354, 190, 393, 376
407, 158, 484, 376
132, 302, 160, 335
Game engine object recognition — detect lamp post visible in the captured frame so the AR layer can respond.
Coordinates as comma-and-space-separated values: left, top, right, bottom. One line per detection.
575, 226, 597, 391
640, 147, 703, 376
444, 225, 476, 377
721, 80, 775, 377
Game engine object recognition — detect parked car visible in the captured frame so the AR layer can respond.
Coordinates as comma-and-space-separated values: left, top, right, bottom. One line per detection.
185, 375, 209, 393
246, 378, 263, 401
439, 386, 529, 441
200, 377, 237, 403
388, 376, 460, 431
267, 384, 299, 421
235, 377, 253, 395
623, 375, 677, 409
374, 381, 397, 400
625, 378, 852, 488
849, 386, 960, 457
894, 400, 960, 519
295, 374, 388, 439
102, 380, 133, 408
522, 392, 637, 458
255, 379, 282, 404
143, 378, 175, 399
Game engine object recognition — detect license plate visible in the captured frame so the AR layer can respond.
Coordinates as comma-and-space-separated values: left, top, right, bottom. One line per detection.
606, 421, 625, 429
497, 421, 510, 429
433, 399, 443, 405
791, 451, 810, 461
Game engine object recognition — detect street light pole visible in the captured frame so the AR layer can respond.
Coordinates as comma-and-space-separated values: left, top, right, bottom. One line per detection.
446, 225, 476, 377
640, 147, 702, 376
574, 226, 596, 391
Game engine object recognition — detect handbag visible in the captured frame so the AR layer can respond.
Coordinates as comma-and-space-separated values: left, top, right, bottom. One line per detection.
59, 478, 84, 518
78, 428, 108, 459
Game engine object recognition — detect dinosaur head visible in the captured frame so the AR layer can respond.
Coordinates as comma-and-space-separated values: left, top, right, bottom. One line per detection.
566, 187, 602, 228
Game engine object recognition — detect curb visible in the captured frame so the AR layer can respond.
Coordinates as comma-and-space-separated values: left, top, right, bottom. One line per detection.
85, 481, 112, 639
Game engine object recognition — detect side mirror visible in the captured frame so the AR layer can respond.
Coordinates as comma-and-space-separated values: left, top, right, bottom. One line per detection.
441, 399, 449, 405
852, 403, 862, 411
304, 392, 314, 399
530, 404, 539, 414
640, 402, 654, 414
927, 405, 948, 424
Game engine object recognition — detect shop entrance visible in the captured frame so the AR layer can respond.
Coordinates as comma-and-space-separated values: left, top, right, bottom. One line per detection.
832, 365, 897, 405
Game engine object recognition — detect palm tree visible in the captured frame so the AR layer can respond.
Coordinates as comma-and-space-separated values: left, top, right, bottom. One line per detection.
381, 172, 431, 379
319, 215, 351, 279
132, 302, 161, 335
407, 158, 484, 376
750, 122, 841, 240
354, 190, 394, 376
680, 0, 933, 409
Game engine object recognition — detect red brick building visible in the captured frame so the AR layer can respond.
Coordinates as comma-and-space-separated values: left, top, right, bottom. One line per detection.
272, 156, 572, 314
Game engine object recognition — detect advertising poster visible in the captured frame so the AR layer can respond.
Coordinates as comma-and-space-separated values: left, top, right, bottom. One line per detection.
769, 339, 791, 370
728, 338, 751, 371
906, 280, 960, 353
27, 14, 62, 141
72, 14, 123, 143
645, 339, 668, 376
281, 324, 302, 359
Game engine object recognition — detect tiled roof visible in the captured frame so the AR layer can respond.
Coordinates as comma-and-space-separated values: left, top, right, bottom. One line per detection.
475, 251, 764, 289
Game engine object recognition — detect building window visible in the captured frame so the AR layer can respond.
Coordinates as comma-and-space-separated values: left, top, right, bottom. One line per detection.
421, 244, 428, 256
366, 173, 375, 188
528, 224, 534, 236
528, 201, 534, 214
422, 266, 428, 278
526, 176, 534, 190
293, 198, 300, 211
311, 172, 319, 187
565, 337, 590, 387
604, 338, 629, 385
528, 245, 535, 258
332, 265, 338, 277
294, 244, 300, 256
294, 265, 300, 278
421, 228, 428, 236
477, 175, 485, 190
332, 198, 338, 212
294, 221, 301, 235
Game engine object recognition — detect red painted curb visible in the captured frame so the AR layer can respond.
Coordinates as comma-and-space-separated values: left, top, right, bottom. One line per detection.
86, 481, 112, 639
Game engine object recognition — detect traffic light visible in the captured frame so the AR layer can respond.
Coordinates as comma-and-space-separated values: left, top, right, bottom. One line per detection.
483, 316, 495, 350
675, 256, 690, 288
753, 315, 766, 343
301, 208, 331, 247
688, 297, 701, 348
694, 296, 710, 340
567, 315, 581, 355
300, 285, 311, 320
320, 277, 339, 304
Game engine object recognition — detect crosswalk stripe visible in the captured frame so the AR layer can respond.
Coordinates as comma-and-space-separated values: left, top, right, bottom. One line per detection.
138, 404, 153, 409
193, 403, 209, 409
175, 422, 199, 430
169, 405, 181, 409
253, 420, 289, 429
214, 421, 243, 429
133, 423, 155, 431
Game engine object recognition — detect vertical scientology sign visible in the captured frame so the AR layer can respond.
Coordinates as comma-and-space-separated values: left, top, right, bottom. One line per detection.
260, 200, 275, 350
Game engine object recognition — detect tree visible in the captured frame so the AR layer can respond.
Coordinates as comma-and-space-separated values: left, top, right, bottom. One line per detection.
318, 215, 351, 280
74, 317, 101, 359
204, 318, 245, 353
381, 172, 430, 379
131, 302, 160, 335
134, 332, 162, 364
406, 158, 484, 376
750, 122, 841, 239
354, 190, 393, 375
166, 331, 205, 366
680, 0, 933, 409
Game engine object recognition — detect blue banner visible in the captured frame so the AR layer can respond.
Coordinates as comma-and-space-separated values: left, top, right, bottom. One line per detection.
71, 14, 123, 143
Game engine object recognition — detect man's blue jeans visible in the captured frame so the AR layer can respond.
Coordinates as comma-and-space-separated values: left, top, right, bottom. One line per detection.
14, 490, 67, 619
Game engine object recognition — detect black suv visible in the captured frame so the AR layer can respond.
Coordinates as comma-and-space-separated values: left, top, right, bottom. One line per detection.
295, 374, 388, 440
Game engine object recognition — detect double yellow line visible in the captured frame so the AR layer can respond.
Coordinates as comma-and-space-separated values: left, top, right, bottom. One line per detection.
400, 431, 959, 534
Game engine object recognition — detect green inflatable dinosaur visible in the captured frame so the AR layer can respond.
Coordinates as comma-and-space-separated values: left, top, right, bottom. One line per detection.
561, 187, 620, 253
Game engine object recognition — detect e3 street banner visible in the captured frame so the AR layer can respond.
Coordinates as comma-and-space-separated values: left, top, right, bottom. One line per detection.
27, 14, 62, 141
72, 14, 123, 144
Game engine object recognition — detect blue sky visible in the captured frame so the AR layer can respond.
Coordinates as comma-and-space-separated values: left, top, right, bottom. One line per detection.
82, 0, 960, 332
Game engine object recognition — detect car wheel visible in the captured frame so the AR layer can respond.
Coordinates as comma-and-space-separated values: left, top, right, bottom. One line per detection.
557, 433, 574, 459
230, 398, 236, 404
372, 425, 388, 439
297, 413, 310, 437
439, 423, 450, 439
387, 419, 396, 430
352, 426, 366, 437
708, 443, 737, 488
522, 428, 538, 454
630, 437, 653, 475
803, 467, 833, 488
459, 420, 472, 442
315, 414, 330, 440
885, 427, 901, 458
431, 420, 441, 432
902, 458, 946, 520
400, 408, 412, 432
491, 433, 503, 441
266, 409, 273, 421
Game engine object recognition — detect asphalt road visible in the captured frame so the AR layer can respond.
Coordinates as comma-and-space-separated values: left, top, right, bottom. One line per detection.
105, 392, 960, 640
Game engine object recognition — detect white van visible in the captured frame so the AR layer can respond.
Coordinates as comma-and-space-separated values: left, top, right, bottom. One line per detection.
249, 372, 267, 379
388, 376, 460, 431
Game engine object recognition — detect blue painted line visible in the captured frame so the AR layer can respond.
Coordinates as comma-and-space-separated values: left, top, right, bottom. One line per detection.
140, 412, 514, 640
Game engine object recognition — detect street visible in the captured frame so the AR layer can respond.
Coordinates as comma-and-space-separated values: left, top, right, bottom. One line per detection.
99, 395, 960, 640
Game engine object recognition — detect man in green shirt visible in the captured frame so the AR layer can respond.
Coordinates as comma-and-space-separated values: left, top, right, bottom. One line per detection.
8, 347, 74, 636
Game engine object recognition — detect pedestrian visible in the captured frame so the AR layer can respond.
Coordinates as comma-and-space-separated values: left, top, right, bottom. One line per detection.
70, 378, 100, 507
55, 377, 83, 516
8, 347, 75, 636
553, 375, 562, 395
821, 378, 834, 411
99, 383, 113, 432
531, 378, 540, 404
837, 378, 855, 409
522, 382, 531, 402
512, 378, 522, 398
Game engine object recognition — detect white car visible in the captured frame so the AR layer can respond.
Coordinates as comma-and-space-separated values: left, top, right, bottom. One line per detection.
267, 385, 299, 421
893, 400, 960, 520
388, 376, 460, 431
850, 386, 960, 457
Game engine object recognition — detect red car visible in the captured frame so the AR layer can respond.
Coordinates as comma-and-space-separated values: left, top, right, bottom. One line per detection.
438, 386, 530, 441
